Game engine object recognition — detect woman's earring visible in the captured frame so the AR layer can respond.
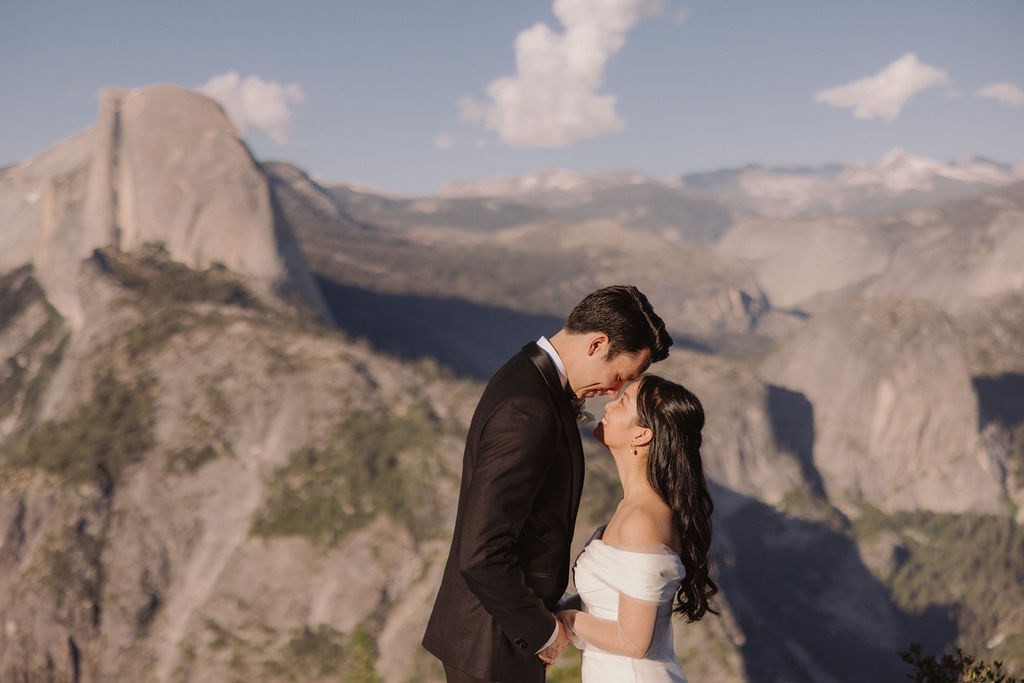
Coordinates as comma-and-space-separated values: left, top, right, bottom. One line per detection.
632, 446, 638, 456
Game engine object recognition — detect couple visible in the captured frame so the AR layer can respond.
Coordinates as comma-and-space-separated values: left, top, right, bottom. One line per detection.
423, 286, 717, 682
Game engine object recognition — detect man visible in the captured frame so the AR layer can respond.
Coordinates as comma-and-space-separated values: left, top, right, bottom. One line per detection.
423, 285, 672, 682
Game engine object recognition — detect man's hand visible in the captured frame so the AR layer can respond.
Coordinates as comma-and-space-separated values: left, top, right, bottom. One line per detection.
537, 617, 570, 665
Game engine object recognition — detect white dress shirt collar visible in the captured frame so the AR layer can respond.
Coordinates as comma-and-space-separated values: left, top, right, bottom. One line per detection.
536, 336, 568, 391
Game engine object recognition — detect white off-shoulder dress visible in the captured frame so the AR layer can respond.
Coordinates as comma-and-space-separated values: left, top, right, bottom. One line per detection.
572, 537, 688, 682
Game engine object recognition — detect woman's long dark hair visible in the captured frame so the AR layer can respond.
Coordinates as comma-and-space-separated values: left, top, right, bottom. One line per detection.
635, 375, 718, 621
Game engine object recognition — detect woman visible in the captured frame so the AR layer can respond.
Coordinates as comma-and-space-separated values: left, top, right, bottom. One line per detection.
558, 375, 717, 682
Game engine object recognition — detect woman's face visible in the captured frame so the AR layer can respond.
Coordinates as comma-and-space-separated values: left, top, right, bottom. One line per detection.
593, 379, 643, 449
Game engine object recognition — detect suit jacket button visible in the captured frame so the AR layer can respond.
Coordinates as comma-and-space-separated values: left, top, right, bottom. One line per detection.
514, 638, 527, 649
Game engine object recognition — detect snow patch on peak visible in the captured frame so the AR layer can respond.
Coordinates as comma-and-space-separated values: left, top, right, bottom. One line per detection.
440, 169, 589, 198
841, 148, 1017, 194
438, 169, 657, 199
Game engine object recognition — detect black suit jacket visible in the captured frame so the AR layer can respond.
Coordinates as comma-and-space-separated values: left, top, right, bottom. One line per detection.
423, 342, 585, 682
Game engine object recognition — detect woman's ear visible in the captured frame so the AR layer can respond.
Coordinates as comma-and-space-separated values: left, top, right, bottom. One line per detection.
633, 427, 653, 449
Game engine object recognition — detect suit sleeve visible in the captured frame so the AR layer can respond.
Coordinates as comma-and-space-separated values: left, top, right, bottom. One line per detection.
457, 395, 559, 657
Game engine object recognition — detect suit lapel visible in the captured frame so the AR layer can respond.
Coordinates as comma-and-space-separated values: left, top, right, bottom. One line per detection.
522, 343, 585, 527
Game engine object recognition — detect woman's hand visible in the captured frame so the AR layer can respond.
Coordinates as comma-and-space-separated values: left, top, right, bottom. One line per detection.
556, 609, 580, 648
557, 599, 656, 658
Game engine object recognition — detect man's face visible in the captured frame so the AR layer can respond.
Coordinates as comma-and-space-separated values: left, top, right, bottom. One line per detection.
569, 339, 651, 400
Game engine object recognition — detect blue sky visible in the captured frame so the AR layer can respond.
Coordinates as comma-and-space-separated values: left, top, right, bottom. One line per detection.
2, 0, 1023, 196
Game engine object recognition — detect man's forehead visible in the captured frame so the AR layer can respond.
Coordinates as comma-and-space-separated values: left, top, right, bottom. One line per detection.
617, 349, 652, 376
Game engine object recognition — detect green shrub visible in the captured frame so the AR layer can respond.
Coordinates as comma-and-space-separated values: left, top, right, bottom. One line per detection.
263, 624, 380, 682
342, 627, 381, 683
167, 445, 220, 474
252, 405, 447, 545
96, 244, 260, 309
44, 522, 105, 616
901, 642, 1019, 682
0, 265, 44, 330
206, 618, 249, 652
13, 367, 155, 488
852, 510, 1024, 664
122, 308, 227, 360
165, 382, 236, 474
547, 645, 583, 683
0, 266, 68, 429
405, 646, 445, 682
16, 330, 69, 426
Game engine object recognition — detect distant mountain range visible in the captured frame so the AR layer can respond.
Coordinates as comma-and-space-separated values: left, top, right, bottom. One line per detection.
1, 85, 1022, 682
307, 148, 1024, 253
439, 151, 1022, 204
681, 148, 1024, 219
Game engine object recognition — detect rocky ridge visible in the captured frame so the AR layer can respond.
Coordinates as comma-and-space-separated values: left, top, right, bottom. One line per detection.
1, 85, 1022, 681
0, 248, 474, 682
0, 85, 328, 329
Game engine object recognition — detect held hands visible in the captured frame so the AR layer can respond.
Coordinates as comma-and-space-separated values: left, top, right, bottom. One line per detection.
557, 609, 582, 650
557, 609, 579, 632
537, 616, 571, 665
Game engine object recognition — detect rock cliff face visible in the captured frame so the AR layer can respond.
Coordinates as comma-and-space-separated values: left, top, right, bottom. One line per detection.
654, 350, 809, 511
0, 251, 472, 683
714, 181, 1024, 314
758, 297, 1006, 515
865, 183, 1024, 310
0, 86, 329, 328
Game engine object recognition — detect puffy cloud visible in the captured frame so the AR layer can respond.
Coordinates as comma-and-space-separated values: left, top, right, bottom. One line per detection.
466, 0, 663, 148
976, 82, 1024, 107
814, 53, 950, 120
197, 72, 305, 144
433, 132, 456, 149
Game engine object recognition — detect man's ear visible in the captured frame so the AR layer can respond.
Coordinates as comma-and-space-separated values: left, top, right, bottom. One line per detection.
587, 333, 609, 357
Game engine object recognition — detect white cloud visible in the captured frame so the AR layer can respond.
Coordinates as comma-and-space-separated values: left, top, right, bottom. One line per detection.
458, 95, 485, 124
433, 132, 456, 150
976, 82, 1024, 107
814, 53, 950, 120
197, 72, 305, 144
672, 6, 690, 25
469, 0, 663, 148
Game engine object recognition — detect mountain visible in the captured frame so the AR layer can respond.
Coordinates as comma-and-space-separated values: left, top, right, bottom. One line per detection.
0, 85, 329, 329
0, 248, 474, 682
2, 85, 1023, 682
714, 178, 1024, 312
319, 168, 739, 244
267, 149, 1024, 678
681, 148, 1024, 219
0, 86, 471, 682
758, 297, 1004, 515
439, 169, 650, 197
265, 162, 784, 372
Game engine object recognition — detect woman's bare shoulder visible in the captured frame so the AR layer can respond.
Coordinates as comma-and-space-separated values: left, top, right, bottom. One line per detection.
613, 500, 674, 547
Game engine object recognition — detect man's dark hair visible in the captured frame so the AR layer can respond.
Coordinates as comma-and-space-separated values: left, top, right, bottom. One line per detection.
565, 285, 672, 362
